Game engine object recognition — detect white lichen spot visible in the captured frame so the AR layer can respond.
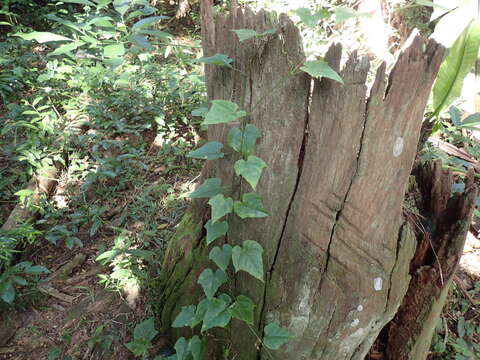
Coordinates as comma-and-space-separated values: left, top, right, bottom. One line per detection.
374, 277, 383, 291
357, 305, 363, 312
393, 137, 404, 157
351, 319, 360, 328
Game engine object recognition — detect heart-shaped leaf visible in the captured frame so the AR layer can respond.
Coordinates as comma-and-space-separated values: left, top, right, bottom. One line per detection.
232, 240, 264, 281
172, 305, 196, 328
263, 322, 294, 350
203, 100, 247, 125
209, 244, 232, 272
300, 59, 344, 84
228, 295, 255, 325
196, 53, 233, 68
234, 156, 267, 190
187, 142, 224, 160
208, 195, 233, 223
204, 220, 228, 245
189, 178, 222, 199
233, 193, 268, 219
227, 124, 261, 157
197, 268, 227, 299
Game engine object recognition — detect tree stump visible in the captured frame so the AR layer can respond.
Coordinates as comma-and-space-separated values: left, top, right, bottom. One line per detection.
150, 3, 475, 360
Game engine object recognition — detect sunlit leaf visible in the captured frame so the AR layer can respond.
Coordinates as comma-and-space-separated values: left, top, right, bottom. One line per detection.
300, 60, 344, 84
103, 43, 125, 57
132, 16, 167, 30
203, 100, 247, 125
15, 32, 72, 43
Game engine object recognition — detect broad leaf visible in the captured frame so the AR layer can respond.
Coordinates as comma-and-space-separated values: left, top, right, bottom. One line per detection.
295, 7, 330, 28
0, 280, 15, 304
234, 156, 267, 190
201, 297, 232, 332
16, 32, 72, 43
63, 0, 95, 5
189, 178, 222, 199
208, 195, 233, 223
300, 60, 344, 84
172, 305, 196, 328
232, 29, 257, 42
233, 193, 268, 219
334, 7, 366, 23
192, 298, 209, 328
232, 240, 264, 281
133, 318, 158, 341
227, 124, 261, 156
174, 337, 188, 360
209, 244, 232, 272
49, 41, 85, 56
125, 338, 151, 357
187, 142, 224, 160
263, 322, 294, 350
204, 219, 228, 245
191, 106, 208, 117
196, 53, 233, 68
132, 16, 167, 30
460, 112, 480, 127
198, 268, 227, 299
188, 336, 203, 360
103, 43, 125, 58
24, 265, 49, 275
203, 100, 247, 125
228, 295, 255, 325
113, 0, 130, 16
449, 106, 461, 126
432, 21, 480, 118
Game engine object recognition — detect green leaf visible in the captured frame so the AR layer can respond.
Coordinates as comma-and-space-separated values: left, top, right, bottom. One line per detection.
294, 7, 330, 27
204, 220, 228, 245
432, 21, 480, 118
201, 297, 232, 332
187, 142, 224, 160
334, 7, 363, 23
125, 338, 151, 356
191, 106, 209, 117
232, 29, 257, 42
228, 295, 255, 325
196, 53, 233, 68
227, 124, 261, 157
172, 305, 196, 328
189, 178, 222, 199
62, 0, 95, 5
203, 100, 247, 125
459, 112, 480, 127
300, 60, 344, 84
133, 318, 158, 341
0, 280, 15, 303
198, 268, 227, 299
113, 0, 130, 16
49, 41, 85, 56
263, 322, 294, 350
12, 276, 28, 286
24, 265, 49, 275
234, 156, 267, 190
15, 32, 73, 43
192, 298, 209, 328
449, 106, 462, 126
233, 193, 268, 219
188, 335, 203, 360
174, 337, 188, 360
208, 195, 233, 223
232, 240, 264, 281
132, 16, 166, 30
48, 346, 62, 360
103, 43, 125, 58
209, 244, 232, 272
130, 34, 152, 49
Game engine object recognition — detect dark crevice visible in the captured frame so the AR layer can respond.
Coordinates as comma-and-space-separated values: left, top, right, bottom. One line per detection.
255, 78, 312, 360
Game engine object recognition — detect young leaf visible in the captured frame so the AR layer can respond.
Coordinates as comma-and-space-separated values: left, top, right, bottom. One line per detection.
125, 338, 152, 357
227, 124, 261, 156
196, 53, 233, 68
188, 335, 203, 360
172, 305, 196, 328
432, 21, 480, 118
228, 295, 255, 325
197, 268, 227, 299
232, 240, 264, 281
201, 297, 232, 332
187, 142, 224, 160
209, 244, 232, 272
189, 178, 222, 199
300, 60, 344, 84
263, 322, 294, 350
103, 43, 125, 58
234, 156, 267, 190
232, 29, 257, 42
15, 32, 72, 43
133, 318, 158, 341
233, 193, 268, 219
174, 337, 188, 360
203, 100, 247, 125
208, 195, 233, 223
204, 220, 229, 245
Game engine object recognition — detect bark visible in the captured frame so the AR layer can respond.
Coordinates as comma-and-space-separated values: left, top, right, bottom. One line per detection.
154, 3, 448, 359
384, 163, 477, 360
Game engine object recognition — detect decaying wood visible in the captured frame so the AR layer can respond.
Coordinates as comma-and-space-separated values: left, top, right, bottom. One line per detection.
385, 162, 477, 360
155, 2, 447, 359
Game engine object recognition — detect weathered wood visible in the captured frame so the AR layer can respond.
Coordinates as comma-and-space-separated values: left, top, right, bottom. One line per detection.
155, 3, 447, 359
385, 163, 477, 360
